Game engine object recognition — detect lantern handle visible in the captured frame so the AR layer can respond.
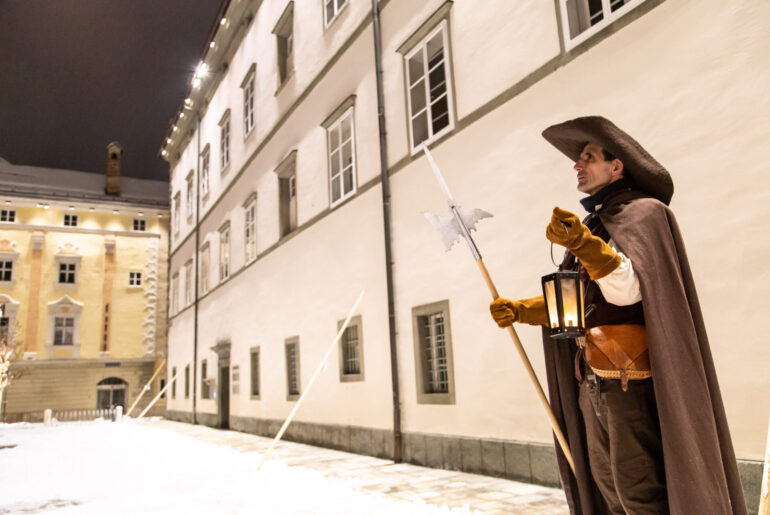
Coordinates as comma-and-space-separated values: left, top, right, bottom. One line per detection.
550, 222, 571, 269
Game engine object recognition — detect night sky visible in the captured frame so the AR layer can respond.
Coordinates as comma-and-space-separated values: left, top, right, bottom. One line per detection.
0, 0, 224, 181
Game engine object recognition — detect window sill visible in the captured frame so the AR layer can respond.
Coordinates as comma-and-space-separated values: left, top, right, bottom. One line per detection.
274, 71, 295, 97
220, 163, 231, 176
250, 394, 261, 401
339, 373, 364, 383
286, 394, 300, 402
55, 283, 78, 291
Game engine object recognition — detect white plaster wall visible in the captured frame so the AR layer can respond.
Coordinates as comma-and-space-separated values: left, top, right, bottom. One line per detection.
166, 307, 196, 413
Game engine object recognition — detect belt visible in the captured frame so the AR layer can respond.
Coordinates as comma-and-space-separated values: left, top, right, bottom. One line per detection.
583, 324, 651, 391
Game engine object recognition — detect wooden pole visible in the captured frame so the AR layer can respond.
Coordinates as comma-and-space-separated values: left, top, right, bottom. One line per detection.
136, 372, 176, 420
476, 259, 576, 474
759, 414, 770, 515
256, 290, 365, 472
126, 358, 166, 417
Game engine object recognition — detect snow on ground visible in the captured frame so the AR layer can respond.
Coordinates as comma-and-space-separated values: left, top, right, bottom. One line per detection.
0, 421, 477, 515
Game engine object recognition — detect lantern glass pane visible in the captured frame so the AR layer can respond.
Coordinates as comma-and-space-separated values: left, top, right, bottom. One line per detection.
579, 279, 585, 327
543, 279, 559, 329
560, 276, 579, 328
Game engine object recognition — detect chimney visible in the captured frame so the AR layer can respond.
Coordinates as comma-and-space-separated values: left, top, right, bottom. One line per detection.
105, 141, 123, 196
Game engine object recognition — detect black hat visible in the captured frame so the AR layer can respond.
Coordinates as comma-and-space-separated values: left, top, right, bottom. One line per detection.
542, 116, 673, 205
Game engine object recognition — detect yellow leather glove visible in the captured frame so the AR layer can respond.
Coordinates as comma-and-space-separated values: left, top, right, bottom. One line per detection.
489, 296, 548, 327
545, 207, 621, 280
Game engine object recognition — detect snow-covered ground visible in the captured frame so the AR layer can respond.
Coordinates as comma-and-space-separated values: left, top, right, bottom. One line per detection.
0, 420, 478, 514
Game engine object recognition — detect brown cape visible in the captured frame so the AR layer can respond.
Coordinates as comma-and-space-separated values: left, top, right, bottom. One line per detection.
542, 191, 748, 515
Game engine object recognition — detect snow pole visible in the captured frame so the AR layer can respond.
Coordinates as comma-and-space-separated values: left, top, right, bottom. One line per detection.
421, 146, 576, 474
136, 372, 177, 420
256, 290, 366, 472
126, 358, 166, 417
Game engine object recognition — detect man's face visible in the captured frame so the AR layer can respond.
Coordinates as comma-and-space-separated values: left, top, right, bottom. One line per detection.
573, 143, 621, 195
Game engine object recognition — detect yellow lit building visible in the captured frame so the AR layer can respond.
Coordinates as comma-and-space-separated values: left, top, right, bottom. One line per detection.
0, 144, 169, 421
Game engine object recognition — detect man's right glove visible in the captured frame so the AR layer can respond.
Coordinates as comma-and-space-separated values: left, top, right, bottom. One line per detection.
489, 295, 548, 328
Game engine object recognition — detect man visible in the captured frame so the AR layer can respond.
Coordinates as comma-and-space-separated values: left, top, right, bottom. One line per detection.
489, 116, 746, 515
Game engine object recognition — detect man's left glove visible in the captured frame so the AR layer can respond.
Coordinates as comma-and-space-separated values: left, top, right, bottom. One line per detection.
546, 207, 621, 280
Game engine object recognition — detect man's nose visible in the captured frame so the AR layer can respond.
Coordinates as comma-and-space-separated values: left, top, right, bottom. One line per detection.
574, 162, 584, 172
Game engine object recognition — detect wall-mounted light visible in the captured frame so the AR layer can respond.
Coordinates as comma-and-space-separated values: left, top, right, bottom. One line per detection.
162, 149, 168, 157
166, 138, 172, 144
44, 205, 50, 210
209, 41, 215, 49
220, 17, 227, 25
172, 126, 178, 132
137, 212, 144, 217
68, 206, 75, 211
157, 214, 163, 218
113, 209, 119, 214
184, 98, 192, 106
192, 77, 201, 88
89, 207, 95, 212
179, 112, 185, 119
4, 200, 10, 205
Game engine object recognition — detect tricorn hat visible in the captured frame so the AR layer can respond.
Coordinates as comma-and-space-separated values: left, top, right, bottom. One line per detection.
542, 116, 673, 205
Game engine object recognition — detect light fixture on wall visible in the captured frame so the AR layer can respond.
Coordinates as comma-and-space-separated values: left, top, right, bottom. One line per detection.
89, 208, 95, 212
113, 209, 119, 214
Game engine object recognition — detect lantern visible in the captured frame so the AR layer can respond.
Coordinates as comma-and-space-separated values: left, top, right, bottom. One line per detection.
541, 269, 585, 339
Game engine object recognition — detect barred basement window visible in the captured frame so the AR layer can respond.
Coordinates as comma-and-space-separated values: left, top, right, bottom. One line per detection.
324, 0, 347, 27
0, 260, 13, 282
0, 210, 15, 222
338, 315, 364, 382
250, 347, 260, 398
63, 214, 78, 227
285, 337, 300, 400
184, 364, 190, 399
160, 379, 166, 399
560, 0, 645, 49
129, 272, 142, 287
403, 20, 455, 153
412, 300, 455, 404
133, 218, 146, 231
53, 316, 74, 345
172, 367, 177, 399
232, 365, 240, 395
201, 360, 210, 399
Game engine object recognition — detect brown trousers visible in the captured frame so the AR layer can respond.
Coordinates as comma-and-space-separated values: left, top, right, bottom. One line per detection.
578, 374, 668, 514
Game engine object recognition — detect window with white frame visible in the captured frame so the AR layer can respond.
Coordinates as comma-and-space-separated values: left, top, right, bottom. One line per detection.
133, 218, 146, 231
129, 271, 142, 287
326, 106, 356, 206
403, 20, 455, 153
53, 316, 75, 345
0, 210, 16, 222
0, 260, 13, 282
412, 300, 455, 404
171, 273, 179, 314
273, 3, 294, 88
200, 145, 210, 198
173, 192, 181, 236
57, 261, 77, 284
285, 336, 300, 399
219, 223, 230, 281
220, 111, 231, 172
243, 194, 257, 263
560, 0, 644, 48
200, 244, 210, 294
186, 171, 194, 220
338, 315, 363, 382
184, 260, 193, 306
63, 214, 78, 227
324, 0, 347, 27
242, 65, 256, 136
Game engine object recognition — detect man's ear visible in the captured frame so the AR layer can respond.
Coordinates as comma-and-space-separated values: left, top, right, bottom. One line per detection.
611, 159, 624, 179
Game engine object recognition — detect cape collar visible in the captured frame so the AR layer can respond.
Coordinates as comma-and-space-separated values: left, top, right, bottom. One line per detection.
579, 177, 635, 213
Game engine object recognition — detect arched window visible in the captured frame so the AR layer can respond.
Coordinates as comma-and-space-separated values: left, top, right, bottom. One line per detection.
96, 377, 127, 409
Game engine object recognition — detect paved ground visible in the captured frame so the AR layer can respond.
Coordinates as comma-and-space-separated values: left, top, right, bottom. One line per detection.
146, 419, 569, 514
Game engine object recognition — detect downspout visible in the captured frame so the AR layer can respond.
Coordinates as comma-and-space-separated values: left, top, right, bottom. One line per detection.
192, 111, 201, 425
371, 0, 402, 463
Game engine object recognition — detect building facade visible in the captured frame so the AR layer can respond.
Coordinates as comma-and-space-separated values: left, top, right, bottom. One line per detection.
163, 0, 768, 506
0, 145, 169, 421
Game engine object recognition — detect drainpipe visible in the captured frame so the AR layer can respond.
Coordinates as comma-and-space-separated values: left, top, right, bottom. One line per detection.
192, 110, 201, 425
371, 0, 402, 463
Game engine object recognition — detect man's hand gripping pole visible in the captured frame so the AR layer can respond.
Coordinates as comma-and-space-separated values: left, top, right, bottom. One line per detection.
422, 146, 576, 474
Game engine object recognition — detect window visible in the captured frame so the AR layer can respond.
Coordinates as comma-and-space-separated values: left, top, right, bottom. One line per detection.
232, 365, 240, 395
172, 367, 177, 399
242, 65, 256, 136
324, 0, 347, 27
219, 110, 231, 172
403, 20, 455, 153
243, 194, 257, 262
173, 192, 181, 236
338, 315, 364, 382
325, 105, 356, 206
560, 0, 643, 48
53, 316, 74, 345
412, 300, 455, 404
0, 260, 12, 282
200, 244, 210, 294
250, 347, 260, 398
184, 260, 193, 306
63, 214, 78, 227
285, 337, 300, 399
275, 151, 297, 238
200, 145, 210, 198
133, 218, 146, 231
101, 303, 110, 352
160, 379, 166, 399
186, 171, 194, 220
0, 210, 15, 222
201, 360, 210, 399
171, 273, 179, 314
129, 272, 142, 287
273, 2, 294, 88
184, 364, 190, 398
58, 262, 77, 284
0, 317, 8, 342
219, 223, 230, 281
